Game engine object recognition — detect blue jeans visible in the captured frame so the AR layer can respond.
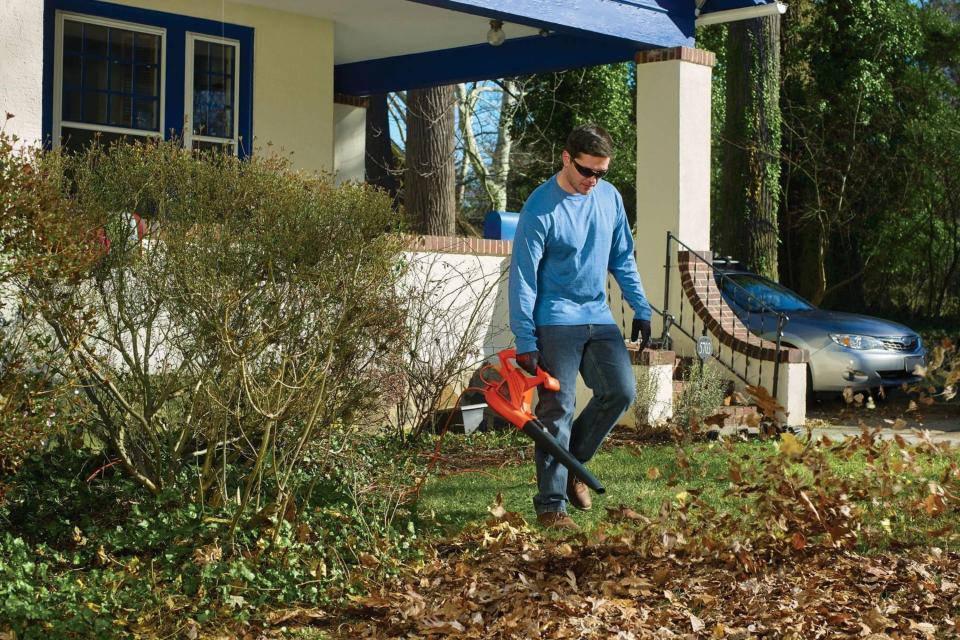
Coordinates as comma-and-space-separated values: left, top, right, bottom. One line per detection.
533, 324, 636, 515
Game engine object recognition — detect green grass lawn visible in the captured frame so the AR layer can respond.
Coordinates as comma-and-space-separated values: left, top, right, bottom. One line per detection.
416, 439, 757, 532
415, 433, 960, 546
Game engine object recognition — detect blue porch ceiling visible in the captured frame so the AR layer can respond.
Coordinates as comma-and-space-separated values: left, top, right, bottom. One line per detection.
335, 0, 779, 96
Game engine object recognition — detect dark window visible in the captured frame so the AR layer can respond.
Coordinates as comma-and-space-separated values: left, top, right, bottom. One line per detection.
60, 19, 161, 133
191, 40, 236, 140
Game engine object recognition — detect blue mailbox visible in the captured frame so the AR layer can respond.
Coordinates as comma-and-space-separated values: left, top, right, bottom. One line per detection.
483, 211, 520, 241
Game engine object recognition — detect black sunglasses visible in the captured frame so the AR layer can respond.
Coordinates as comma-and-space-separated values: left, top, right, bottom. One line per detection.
571, 158, 608, 180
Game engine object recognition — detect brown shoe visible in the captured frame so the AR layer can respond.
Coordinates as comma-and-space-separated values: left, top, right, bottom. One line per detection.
536, 511, 580, 532
567, 476, 592, 511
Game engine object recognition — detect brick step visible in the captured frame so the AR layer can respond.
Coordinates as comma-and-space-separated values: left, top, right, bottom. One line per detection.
671, 379, 761, 428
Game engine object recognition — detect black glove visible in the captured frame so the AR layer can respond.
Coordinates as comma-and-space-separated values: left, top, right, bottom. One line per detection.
516, 351, 541, 376
631, 318, 652, 350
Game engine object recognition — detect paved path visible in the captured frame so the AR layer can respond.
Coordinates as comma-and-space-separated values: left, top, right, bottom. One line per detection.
803, 395, 960, 443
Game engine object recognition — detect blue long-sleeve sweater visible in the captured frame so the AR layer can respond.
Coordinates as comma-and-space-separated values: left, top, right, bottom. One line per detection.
508, 175, 651, 354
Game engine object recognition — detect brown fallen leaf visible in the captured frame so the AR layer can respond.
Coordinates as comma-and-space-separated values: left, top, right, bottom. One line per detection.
791, 532, 806, 550
690, 613, 706, 632
488, 492, 506, 519
359, 552, 379, 568
704, 413, 727, 427
606, 504, 644, 522
652, 566, 671, 586
864, 606, 894, 632
647, 466, 661, 480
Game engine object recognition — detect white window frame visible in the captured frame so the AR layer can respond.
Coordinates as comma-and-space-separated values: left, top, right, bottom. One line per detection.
184, 32, 241, 153
53, 11, 167, 148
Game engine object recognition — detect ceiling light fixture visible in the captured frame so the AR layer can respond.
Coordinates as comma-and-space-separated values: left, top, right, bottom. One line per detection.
487, 19, 506, 47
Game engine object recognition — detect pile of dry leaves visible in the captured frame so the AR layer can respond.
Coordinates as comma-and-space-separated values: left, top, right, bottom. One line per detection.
330, 433, 960, 639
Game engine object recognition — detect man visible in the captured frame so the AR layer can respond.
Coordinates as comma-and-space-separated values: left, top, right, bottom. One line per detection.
508, 123, 652, 531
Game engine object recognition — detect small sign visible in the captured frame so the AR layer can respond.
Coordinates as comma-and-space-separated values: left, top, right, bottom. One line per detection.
696, 336, 713, 361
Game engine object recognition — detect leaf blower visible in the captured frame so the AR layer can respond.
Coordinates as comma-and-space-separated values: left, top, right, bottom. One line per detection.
480, 348, 605, 494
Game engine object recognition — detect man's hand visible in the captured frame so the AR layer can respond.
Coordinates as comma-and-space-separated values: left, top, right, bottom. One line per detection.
631, 318, 652, 351
516, 351, 542, 376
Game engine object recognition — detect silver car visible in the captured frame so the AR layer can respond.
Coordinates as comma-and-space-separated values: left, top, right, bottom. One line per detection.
716, 270, 926, 393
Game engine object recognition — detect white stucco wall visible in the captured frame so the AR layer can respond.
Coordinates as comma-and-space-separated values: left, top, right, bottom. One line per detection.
111, 0, 335, 172
402, 250, 670, 428
3, 1, 336, 171
333, 103, 366, 183
1, 1, 45, 145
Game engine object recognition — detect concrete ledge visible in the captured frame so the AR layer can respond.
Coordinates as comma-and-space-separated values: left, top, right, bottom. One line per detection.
628, 347, 675, 366
635, 47, 717, 68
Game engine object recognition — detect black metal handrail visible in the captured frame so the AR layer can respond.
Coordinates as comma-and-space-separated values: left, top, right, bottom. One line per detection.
663, 231, 789, 398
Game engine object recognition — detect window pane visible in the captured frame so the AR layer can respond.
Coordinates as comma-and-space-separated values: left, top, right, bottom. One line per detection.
190, 40, 237, 140
82, 92, 108, 123
83, 58, 109, 91
62, 90, 82, 122
111, 61, 133, 93
208, 43, 226, 74
192, 139, 234, 154
134, 65, 158, 96
84, 23, 108, 57
134, 33, 160, 65
63, 54, 82, 88
210, 74, 230, 97
192, 92, 206, 135
61, 126, 146, 154
64, 20, 83, 53
110, 28, 135, 62
194, 41, 210, 76
59, 19, 163, 134
133, 99, 158, 130
109, 94, 133, 127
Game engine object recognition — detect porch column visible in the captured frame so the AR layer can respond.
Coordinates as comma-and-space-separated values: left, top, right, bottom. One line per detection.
634, 47, 716, 354
1, 0, 45, 146
333, 94, 368, 184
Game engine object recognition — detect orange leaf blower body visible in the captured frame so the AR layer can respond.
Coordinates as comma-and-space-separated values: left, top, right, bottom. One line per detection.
481, 349, 605, 494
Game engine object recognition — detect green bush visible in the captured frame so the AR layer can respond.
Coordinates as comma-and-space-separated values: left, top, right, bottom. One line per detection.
674, 360, 728, 429
0, 135, 423, 634
0, 131, 92, 488
5, 138, 407, 509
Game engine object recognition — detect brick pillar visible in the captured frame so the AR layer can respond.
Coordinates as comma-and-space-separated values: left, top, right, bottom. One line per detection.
634, 47, 716, 356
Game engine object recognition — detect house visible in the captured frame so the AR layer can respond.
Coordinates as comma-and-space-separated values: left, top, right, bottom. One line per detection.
1, 0, 806, 425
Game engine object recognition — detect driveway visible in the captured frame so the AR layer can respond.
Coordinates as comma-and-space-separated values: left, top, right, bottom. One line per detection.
805, 391, 960, 444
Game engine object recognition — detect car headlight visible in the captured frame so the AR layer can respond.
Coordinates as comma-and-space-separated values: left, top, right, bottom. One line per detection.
830, 334, 885, 350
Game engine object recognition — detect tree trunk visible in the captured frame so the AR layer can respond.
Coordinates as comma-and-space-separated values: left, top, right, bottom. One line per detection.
406, 85, 456, 236
718, 15, 782, 280
488, 79, 518, 213
365, 93, 399, 203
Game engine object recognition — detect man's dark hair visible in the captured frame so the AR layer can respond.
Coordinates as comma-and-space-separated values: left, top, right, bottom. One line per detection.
565, 124, 615, 159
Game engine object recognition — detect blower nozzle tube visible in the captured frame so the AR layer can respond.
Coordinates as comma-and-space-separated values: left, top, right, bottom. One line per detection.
521, 419, 605, 494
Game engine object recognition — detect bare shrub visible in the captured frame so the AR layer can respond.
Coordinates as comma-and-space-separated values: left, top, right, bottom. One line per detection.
6, 139, 407, 530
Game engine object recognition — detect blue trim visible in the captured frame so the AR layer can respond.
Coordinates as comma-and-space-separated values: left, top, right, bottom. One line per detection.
42, 0, 254, 156
335, 33, 643, 96
403, 0, 694, 48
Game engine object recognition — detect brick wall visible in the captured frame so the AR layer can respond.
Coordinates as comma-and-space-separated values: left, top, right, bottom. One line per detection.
678, 251, 807, 364
404, 235, 512, 257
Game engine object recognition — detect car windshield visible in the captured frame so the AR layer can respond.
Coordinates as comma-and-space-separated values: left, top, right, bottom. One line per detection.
719, 273, 815, 313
